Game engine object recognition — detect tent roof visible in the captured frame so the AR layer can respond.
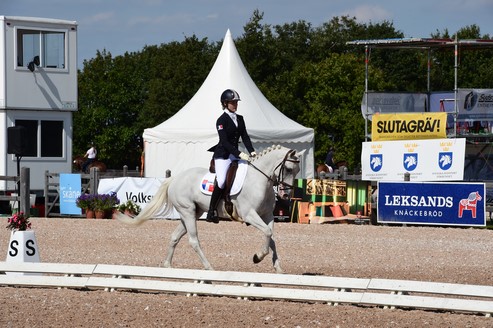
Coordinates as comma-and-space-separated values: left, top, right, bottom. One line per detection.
143, 29, 313, 144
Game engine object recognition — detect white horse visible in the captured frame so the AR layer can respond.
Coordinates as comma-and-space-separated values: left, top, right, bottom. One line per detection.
116, 145, 300, 273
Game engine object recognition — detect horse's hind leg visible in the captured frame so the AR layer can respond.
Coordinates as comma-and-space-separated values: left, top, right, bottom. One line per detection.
184, 220, 214, 270
163, 221, 187, 268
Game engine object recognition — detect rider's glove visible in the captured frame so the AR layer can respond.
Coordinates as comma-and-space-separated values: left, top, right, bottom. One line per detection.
239, 152, 250, 161
250, 152, 257, 157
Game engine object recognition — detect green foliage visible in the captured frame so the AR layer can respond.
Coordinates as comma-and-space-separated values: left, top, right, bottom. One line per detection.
75, 38, 216, 169
291, 53, 385, 168
75, 11, 493, 174
117, 200, 141, 215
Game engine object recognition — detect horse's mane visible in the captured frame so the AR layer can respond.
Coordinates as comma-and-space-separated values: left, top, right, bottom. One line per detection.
249, 144, 283, 163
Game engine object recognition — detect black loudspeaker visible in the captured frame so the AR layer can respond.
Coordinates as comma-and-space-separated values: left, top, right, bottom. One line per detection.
7, 126, 27, 155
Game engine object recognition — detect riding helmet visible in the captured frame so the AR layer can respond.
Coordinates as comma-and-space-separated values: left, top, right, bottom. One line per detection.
220, 89, 241, 107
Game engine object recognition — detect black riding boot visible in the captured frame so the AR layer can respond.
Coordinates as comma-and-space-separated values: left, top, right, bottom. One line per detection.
206, 184, 223, 224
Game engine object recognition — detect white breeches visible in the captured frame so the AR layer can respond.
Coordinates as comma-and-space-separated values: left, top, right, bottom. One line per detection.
214, 154, 237, 188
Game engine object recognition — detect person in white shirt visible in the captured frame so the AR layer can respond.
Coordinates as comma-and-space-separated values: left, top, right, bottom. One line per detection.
82, 143, 97, 173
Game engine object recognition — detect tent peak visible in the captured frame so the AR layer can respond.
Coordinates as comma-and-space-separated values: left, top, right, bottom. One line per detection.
224, 29, 232, 39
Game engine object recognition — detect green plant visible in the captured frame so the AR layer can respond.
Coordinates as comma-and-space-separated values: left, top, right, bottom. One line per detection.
93, 192, 120, 211
6, 211, 31, 231
117, 200, 141, 215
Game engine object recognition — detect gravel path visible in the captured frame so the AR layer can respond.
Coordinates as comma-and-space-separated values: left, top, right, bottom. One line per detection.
1, 218, 492, 327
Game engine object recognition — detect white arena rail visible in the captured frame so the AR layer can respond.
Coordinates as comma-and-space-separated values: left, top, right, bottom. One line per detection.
0, 262, 492, 317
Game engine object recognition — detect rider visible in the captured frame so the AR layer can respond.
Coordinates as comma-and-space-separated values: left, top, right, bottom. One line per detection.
82, 143, 97, 173
324, 147, 335, 173
206, 89, 256, 223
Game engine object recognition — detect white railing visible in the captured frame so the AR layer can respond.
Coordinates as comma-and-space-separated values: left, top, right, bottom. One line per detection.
0, 261, 492, 316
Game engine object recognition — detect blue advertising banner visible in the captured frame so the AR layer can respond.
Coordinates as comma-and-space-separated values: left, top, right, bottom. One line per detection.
60, 174, 82, 215
377, 181, 485, 226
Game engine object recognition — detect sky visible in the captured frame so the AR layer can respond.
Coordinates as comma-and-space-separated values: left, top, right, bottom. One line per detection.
2, 0, 493, 68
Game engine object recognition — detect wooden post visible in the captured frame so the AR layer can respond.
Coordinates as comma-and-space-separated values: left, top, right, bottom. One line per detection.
89, 167, 99, 194
20, 167, 30, 217
123, 165, 128, 176
44, 170, 49, 217
341, 167, 348, 180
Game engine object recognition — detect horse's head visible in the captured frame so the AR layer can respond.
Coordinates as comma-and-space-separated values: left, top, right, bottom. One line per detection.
250, 145, 300, 196
73, 156, 83, 168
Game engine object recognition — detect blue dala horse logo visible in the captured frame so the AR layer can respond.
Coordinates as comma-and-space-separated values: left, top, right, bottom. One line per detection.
370, 154, 382, 172
438, 152, 453, 170
403, 153, 418, 171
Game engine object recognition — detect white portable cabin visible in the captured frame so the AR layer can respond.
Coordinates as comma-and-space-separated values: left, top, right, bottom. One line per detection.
0, 16, 77, 192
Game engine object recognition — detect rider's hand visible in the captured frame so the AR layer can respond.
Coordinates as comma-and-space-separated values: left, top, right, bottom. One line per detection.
239, 152, 250, 161
250, 151, 257, 157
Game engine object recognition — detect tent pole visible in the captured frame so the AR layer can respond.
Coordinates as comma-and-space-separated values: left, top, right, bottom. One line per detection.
454, 36, 458, 137
365, 45, 369, 141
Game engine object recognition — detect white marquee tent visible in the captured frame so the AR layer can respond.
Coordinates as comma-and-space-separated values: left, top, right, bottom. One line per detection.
143, 30, 315, 179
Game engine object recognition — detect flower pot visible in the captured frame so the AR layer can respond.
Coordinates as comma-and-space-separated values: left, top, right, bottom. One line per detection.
95, 210, 106, 219
124, 209, 136, 217
85, 209, 95, 219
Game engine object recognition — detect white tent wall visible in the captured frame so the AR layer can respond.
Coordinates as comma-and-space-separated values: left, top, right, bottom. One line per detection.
143, 29, 315, 179
144, 140, 314, 180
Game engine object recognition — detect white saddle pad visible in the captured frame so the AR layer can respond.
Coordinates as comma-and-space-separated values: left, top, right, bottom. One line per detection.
200, 161, 248, 196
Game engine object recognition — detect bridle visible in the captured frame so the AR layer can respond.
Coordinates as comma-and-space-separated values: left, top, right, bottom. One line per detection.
248, 149, 300, 191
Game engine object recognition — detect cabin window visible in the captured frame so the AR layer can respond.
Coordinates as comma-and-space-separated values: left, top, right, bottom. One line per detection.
15, 119, 64, 158
17, 29, 65, 69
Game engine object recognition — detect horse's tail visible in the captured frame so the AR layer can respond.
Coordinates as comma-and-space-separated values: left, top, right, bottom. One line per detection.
115, 178, 174, 226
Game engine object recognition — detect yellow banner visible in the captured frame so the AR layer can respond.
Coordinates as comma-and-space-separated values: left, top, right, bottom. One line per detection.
371, 112, 447, 141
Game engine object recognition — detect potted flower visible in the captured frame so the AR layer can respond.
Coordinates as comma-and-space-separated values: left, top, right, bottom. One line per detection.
6, 211, 31, 231
76, 193, 96, 218
93, 192, 120, 219
117, 200, 141, 216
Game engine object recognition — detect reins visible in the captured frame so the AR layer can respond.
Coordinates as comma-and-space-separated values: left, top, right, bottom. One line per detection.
247, 149, 299, 190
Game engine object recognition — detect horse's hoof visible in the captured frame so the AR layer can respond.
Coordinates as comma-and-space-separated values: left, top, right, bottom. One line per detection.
253, 254, 261, 264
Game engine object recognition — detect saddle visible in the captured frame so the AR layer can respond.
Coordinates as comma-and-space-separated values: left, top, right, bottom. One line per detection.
209, 158, 239, 218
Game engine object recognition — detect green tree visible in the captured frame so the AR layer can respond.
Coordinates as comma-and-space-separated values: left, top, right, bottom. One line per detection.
292, 53, 387, 169
75, 36, 217, 169
75, 50, 148, 169
138, 36, 218, 129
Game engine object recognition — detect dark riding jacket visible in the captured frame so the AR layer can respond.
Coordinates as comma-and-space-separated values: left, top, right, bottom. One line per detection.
210, 112, 254, 159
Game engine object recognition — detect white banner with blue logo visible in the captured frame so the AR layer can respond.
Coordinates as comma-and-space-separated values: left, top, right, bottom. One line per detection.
377, 181, 485, 226
60, 174, 82, 215
362, 138, 465, 181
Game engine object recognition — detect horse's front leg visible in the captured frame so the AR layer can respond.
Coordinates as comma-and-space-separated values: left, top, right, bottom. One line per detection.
267, 219, 284, 273
246, 211, 273, 267
163, 221, 187, 268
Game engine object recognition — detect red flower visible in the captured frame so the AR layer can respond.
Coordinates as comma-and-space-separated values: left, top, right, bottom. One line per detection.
6, 212, 31, 231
